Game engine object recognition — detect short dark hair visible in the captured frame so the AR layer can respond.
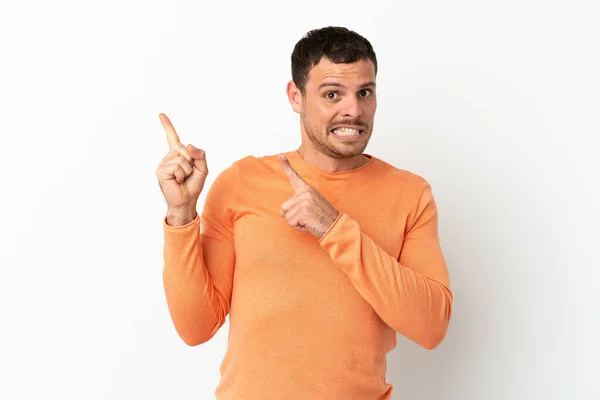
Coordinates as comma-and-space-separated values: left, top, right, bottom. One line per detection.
291, 26, 378, 94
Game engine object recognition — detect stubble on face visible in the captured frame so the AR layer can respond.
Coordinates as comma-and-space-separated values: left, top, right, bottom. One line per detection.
301, 112, 372, 159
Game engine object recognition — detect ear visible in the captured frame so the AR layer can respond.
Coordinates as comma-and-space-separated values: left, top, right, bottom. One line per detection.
286, 80, 302, 114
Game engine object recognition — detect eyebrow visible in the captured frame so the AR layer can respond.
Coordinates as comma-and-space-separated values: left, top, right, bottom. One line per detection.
318, 81, 376, 90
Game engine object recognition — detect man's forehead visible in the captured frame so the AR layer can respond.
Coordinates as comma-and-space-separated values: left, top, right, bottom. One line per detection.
307, 58, 376, 87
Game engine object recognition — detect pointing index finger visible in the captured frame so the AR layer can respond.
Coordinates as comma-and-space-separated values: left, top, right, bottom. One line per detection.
279, 154, 309, 191
159, 113, 180, 148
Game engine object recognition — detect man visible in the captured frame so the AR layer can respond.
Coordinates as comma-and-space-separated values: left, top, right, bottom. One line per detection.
156, 26, 452, 399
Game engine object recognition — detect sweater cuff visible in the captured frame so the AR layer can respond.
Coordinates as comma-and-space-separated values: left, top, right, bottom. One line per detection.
163, 212, 201, 232
319, 212, 348, 245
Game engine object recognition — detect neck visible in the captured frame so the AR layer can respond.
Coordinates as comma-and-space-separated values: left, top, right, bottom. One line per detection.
296, 143, 368, 173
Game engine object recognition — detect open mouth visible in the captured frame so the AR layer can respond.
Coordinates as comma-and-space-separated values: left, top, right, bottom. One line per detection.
330, 127, 364, 137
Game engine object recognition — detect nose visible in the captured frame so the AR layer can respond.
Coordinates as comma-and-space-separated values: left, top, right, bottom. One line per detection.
342, 97, 363, 119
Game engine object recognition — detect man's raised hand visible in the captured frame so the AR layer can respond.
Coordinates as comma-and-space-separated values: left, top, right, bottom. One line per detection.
156, 113, 208, 219
278, 154, 340, 238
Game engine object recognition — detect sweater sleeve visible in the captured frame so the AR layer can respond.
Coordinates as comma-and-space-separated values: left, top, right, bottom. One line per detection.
318, 184, 453, 349
162, 163, 238, 346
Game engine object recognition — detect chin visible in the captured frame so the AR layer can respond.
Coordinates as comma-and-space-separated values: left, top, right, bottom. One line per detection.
328, 145, 368, 159
329, 138, 369, 156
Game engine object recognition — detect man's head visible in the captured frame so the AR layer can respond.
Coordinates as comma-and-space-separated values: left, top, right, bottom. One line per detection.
287, 27, 378, 160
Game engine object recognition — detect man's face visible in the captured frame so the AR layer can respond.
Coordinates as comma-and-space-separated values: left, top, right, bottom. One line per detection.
294, 57, 377, 159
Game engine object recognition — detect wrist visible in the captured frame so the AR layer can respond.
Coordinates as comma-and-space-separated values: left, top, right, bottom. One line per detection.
166, 205, 197, 226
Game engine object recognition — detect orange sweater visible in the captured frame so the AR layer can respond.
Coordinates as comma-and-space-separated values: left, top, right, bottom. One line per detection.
162, 150, 453, 399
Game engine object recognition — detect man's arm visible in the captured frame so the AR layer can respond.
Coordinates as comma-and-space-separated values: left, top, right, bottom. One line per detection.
319, 183, 453, 350
162, 163, 238, 346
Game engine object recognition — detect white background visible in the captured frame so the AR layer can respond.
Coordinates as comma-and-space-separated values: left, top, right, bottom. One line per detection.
1, 0, 599, 399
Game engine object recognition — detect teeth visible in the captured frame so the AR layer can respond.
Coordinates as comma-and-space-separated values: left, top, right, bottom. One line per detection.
333, 128, 360, 136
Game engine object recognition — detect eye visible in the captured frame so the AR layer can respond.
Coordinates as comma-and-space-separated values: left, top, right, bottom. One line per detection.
359, 89, 372, 98
325, 92, 339, 100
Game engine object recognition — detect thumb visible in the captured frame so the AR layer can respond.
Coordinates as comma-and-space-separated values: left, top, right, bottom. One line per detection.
187, 144, 208, 172
186, 144, 202, 158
